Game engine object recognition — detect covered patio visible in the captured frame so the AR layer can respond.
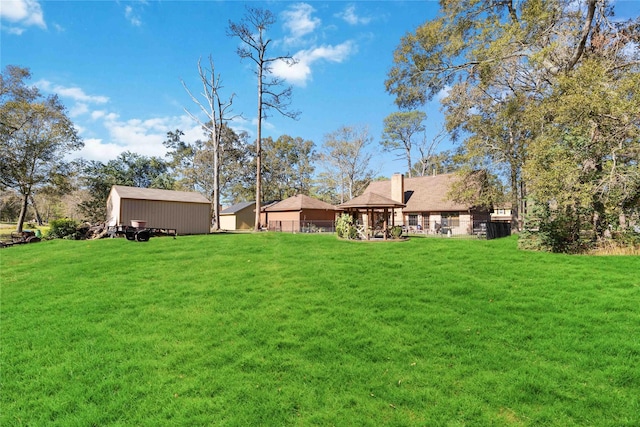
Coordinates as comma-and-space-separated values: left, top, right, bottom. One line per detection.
338, 192, 406, 240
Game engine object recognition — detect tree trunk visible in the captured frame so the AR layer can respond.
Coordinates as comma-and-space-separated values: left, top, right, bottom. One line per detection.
212, 139, 221, 231
510, 164, 520, 232
16, 192, 29, 232
255, 65, 263, 231
30, 195, 43, 226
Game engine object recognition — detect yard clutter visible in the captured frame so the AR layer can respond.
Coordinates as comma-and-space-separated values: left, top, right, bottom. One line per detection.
0, 230, 41, 248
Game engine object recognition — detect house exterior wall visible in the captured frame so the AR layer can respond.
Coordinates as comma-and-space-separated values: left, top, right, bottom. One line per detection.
401, 211, 492, 236
300, 209, 336, 222
267, 211, 302, 232
117, 199, 210, 235
266, 209, 337, 232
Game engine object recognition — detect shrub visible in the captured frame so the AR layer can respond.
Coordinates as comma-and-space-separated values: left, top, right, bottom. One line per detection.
46, 218, 82, 240
390, 225, 403, 239
335, 213, 357, 239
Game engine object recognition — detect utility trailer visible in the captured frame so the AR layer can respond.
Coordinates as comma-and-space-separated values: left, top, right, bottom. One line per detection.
107, 225, 177, 242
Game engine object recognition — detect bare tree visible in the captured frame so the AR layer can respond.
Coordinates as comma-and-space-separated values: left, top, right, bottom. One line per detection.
412, 126, 446, 176
380, 111, 426, 178
182, 56, 238, 231
228, 7, 299, 231
319, 125, 376, 203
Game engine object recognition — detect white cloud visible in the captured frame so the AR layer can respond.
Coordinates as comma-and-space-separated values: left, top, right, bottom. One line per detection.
95, 114, 202, 160
0, 0, 46, 33
281, 3, 320, 45
70, 103, 89, 118
336, 4, 371, 26
436, 85, 452, 101
76, 138, 129, 162
3, 25, 25, 35
273, 41, 356, 86
124, 5, 142, 27
37, 80, 110, 104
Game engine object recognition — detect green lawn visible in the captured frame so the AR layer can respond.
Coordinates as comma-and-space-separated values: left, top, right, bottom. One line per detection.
1, 233, 639, 426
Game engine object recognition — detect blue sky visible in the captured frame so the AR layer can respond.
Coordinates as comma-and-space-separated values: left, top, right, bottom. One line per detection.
2, 1, 639, 179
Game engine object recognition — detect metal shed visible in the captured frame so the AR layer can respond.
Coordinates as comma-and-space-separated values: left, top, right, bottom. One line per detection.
107, 185, 211, 235
219, 201, 255, 231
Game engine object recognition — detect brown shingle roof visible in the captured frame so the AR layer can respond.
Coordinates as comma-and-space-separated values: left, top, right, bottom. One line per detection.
264, 194, 337, 212
364, 173, 469, 212
111, 185, 211, 204
338, 192, 405, 209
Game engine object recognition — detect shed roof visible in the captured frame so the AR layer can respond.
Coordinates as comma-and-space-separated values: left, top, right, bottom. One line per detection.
110, 185, 211, 204
338, 192, 405, 209
264, 194, 337, 212
364, 173, 469, 212
221, 201, 255, 215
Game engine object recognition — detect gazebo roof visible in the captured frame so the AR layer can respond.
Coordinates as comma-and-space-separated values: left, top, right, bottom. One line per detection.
338, 192, 405, 209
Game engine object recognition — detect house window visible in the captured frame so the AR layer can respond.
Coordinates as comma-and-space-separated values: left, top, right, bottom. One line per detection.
408, 214, 418, 226
441, 213, 460, 227
421, 214, 429, 230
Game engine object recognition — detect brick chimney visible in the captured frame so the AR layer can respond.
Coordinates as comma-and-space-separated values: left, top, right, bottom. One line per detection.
391, 173, 404, 203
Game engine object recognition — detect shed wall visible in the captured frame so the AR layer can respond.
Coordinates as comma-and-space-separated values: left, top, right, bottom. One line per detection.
235, 207, 254, 230
219, 215, 236, 231
220, 206, 254, 230
106, 191, 121, 226
120, 199, 210, 234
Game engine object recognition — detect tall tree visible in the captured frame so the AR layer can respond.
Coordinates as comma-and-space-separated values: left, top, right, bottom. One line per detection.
380, 111, 426, 178
182, 56, 237, 231
0, 65, 83, 232
228, 7, 300, 230
319, 125, 376, 203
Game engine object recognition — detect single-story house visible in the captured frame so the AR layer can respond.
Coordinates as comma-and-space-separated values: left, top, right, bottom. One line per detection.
107, 185, 211, 235
263, 194, 339, 232
219, 201, 255, 231
363, 173, 490, 236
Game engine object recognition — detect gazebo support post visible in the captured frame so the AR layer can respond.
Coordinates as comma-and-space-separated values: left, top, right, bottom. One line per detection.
383, 208, 388, 241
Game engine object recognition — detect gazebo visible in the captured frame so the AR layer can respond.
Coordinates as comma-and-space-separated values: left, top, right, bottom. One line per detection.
338, 192, 406, 240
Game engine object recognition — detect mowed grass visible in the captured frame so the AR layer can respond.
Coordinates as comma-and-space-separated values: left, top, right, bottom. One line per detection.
1, 233, 639, 426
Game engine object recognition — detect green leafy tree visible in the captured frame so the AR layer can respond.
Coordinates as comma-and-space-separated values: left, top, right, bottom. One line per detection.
262, 135, 315, 201
79, 152, 173, 222
0, 65, 83, 232
228, 7, 300, 230
163, 125, 253, 206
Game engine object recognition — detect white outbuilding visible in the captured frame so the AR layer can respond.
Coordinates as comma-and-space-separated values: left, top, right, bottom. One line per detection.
106, 185, 211, 235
